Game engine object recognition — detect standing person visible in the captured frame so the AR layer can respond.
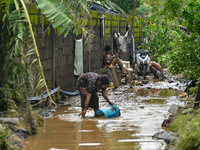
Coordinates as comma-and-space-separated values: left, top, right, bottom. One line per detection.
149, 61, 164, 80
77, 72, 114, 117
103, 45, 128, 73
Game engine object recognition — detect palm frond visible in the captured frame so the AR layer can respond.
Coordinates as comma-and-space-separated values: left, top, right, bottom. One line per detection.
135, 5, 152, 17
36, 0, 89, 36
99, 0, 127, 16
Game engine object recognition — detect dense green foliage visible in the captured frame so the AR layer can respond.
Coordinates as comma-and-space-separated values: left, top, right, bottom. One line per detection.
0, 0, 90, 135
167, 2, 200, 148
182, 0, 200, 34
140, 0, 200, 83
0, 85, 21, 111
135, 5, 152, 18
141, 15, 178, 62
160, 0, 182, 20
109, 0, 141, 15
165, 0, 200, 82
166, 34, 200, 81
0, 0, 42, 134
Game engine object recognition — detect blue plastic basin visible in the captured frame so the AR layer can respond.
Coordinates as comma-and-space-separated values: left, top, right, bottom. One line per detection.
96, 105, 120, 118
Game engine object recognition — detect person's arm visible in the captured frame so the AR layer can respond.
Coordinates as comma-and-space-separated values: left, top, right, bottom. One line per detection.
110, 53, 119, 58
102, 90, 114, 105
79, 92, 91, 117
113, 53, 119, 57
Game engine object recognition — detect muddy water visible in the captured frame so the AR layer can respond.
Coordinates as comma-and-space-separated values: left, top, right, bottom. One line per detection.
23, 80, 187, 150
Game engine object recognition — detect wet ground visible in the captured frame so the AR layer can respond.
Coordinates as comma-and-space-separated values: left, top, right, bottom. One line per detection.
23, 75, 188, 150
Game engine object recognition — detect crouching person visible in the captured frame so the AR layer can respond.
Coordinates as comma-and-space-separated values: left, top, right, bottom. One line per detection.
77, 72, 114, 117
149, 61, 164, 80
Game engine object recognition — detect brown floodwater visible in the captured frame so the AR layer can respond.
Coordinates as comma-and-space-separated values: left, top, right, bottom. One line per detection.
23, 80, 187, 150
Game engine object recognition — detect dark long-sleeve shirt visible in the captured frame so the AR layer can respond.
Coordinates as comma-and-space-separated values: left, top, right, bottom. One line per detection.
77, 72, 99, 94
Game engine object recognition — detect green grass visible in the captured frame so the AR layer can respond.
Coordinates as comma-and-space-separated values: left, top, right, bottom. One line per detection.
170, 110, 200, 150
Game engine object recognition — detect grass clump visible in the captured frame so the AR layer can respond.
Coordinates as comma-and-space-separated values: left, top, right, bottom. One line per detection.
0, 124, 13, 150
170, 111, 200, 150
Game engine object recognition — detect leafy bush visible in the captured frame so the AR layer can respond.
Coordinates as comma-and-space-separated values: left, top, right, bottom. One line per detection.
165, 34, 200, 81
0, 85, 21, 111
140, 13, 180, 64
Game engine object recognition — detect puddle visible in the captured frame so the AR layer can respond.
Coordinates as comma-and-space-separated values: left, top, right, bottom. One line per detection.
23, 79, 186, 150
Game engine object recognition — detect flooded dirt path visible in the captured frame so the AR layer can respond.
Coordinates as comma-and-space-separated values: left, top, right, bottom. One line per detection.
23, 79, 187, 150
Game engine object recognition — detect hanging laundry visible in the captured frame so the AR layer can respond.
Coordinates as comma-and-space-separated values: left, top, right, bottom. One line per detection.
126, 30, 133, 51
113, 30, 130, 53
118, 31, 129, 52
74, 39, 83, 76
126, 30, 135, 63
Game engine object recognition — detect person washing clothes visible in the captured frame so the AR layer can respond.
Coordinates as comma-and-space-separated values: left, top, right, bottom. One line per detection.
103, 45, 128, 73
77, 72, 114, 117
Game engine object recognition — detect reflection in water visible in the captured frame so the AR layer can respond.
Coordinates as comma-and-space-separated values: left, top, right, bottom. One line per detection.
23, 82, 185, 150
135, 88, 180, 97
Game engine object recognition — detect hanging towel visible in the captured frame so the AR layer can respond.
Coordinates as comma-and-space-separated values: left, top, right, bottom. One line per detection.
74, 39, 83, 76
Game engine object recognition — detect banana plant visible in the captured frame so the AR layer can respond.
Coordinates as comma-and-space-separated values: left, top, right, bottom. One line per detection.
1, 0, 56, 107
96, 0, 127, 15
1, 0, 91, 106
0, 0, 91, 133
0, 0, 40, 134
36, 0, 90, 36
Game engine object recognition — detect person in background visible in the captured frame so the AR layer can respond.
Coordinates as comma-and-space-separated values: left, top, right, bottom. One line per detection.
149, 61, 164, 80
77, 72, 114, 117
103, 45, 128, 73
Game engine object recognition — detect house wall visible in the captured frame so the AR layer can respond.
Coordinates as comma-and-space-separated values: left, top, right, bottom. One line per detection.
34, 11, 144, 92
0, 8, 145, 93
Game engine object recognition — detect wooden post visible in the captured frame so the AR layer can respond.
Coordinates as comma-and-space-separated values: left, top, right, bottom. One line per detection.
127, 69, 134, 83
117, 71, 122, 85
108, 66, 120, 87
131, 0, 137, 71
108, 71, 115, 87
53, 28, 56, 88
194, 83, 200, 108
130, 0, 138, 36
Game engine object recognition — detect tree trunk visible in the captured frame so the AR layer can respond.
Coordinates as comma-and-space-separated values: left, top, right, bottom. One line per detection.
194, 83, 200, 109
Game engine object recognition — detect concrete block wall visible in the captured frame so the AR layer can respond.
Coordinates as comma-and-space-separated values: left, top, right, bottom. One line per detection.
54, 33, 76, 91
37, 26, 80, 92
36, 25, 104, 92
83, 26, 102, 73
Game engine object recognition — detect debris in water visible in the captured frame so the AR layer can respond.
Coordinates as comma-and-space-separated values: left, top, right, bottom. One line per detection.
179, 92, 187, 98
